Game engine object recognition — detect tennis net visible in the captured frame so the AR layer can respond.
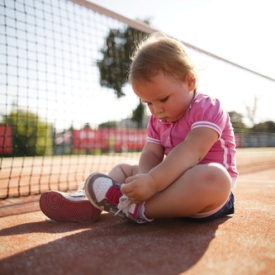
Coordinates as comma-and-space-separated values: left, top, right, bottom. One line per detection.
1, 0, 274, 199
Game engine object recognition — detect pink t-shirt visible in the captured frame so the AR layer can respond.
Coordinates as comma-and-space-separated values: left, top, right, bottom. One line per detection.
147, 92, 238, 184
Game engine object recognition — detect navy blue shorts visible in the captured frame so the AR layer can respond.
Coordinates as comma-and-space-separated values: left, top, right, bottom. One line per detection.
185, 192, 235, 222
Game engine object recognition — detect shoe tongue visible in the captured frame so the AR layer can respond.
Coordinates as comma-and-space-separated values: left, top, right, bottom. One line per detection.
71, 190, 85, 197
106, 185, 122, 205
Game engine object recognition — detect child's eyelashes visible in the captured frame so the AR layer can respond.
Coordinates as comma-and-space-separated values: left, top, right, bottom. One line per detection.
160, 96, 169, 102
146, 97, 169, 106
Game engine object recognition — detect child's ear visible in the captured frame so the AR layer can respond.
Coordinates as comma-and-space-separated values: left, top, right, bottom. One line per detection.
185, 73, 196, 91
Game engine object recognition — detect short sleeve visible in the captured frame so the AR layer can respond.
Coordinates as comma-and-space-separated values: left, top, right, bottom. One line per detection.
189, 95, 228, 137
147, 116, 162, 145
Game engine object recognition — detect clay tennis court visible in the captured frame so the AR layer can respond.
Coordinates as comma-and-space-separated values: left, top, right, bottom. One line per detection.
0, 148, 275, 275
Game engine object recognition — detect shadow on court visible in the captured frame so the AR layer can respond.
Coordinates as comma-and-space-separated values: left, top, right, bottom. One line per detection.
0, 213, 229, 275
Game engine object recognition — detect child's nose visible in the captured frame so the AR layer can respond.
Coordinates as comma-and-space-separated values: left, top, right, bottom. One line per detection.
153, 105, 164, 114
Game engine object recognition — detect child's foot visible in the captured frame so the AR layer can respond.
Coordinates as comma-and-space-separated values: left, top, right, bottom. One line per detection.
39, 184, 101, 222
84, 172, 143, 223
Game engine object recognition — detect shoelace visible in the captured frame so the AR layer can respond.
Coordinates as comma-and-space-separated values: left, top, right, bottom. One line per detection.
116, 194, 133, 218
104, 184, 133, 217
70, 182, 86, 197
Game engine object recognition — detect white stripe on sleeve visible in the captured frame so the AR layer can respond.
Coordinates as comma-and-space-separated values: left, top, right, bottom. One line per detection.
191, 121, 222, 137
147, 137, 161, 145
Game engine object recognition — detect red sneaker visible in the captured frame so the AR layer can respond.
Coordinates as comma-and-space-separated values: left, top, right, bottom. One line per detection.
39, 186, 101, 222
84, 172, 145, 223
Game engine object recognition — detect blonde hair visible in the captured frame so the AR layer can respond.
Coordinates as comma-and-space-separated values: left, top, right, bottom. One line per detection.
129, 32, 197, 85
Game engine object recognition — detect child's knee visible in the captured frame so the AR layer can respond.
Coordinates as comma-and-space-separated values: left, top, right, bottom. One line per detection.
207, 163, 232, 193
117, 163, 139, 177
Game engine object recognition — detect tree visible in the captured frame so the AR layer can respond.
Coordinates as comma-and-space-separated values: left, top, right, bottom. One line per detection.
97, 25, 148, 98
132, 99, 146, 129
228, 111, 247, 133
250, 120, 275, 133
98, 121, 117, 128
2, 108, 53, 156
243, 95, 258, 127
97, 24, 149, 127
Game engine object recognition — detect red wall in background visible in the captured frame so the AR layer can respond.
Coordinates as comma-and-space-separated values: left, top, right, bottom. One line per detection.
72, 128, 147, 152
0, 125, 13, 155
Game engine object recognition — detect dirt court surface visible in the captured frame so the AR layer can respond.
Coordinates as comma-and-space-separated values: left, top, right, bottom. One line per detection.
0, 148, 275, 275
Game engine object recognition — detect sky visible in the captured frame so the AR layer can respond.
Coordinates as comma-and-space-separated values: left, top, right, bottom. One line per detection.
87, 0, 275, 126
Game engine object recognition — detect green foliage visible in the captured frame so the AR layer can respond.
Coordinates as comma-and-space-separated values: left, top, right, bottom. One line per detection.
228, 111, 275, 134
2, 109, 53, 156
228, 111, 248, 133
250, 121, 275, 133
97, 26, 148, 98
132, 99, 146, 129
98, 121, 117, 128
97, 24, 149, 127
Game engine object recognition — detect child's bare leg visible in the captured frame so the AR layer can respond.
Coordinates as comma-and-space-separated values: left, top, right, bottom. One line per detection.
145, 163, 232, 218
108, 163, 139, 184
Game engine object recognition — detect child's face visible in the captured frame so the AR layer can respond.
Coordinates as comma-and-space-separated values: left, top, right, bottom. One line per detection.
132, 72, 196, 123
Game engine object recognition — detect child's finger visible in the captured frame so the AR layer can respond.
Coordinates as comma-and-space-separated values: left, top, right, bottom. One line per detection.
121, 183, 131, 194
125, 176, 135, 184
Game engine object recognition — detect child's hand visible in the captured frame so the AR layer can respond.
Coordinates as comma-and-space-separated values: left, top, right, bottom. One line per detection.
121, 173, 157, 204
